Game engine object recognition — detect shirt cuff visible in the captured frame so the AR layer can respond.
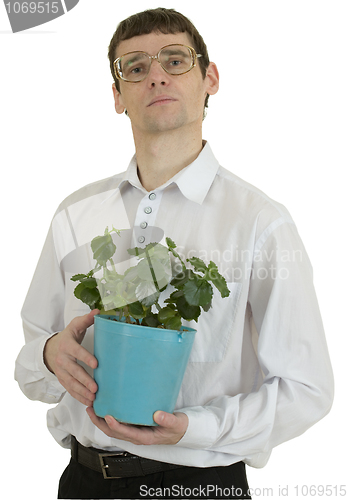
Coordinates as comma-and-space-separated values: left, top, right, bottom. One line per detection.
36, 334, 60, 382
175, 407, 219, 449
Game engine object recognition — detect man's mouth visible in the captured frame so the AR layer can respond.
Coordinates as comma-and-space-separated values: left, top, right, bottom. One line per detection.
147, 96, 177, 107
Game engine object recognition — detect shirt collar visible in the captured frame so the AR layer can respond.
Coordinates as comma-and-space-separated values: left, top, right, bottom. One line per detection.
119, 141, 220, 205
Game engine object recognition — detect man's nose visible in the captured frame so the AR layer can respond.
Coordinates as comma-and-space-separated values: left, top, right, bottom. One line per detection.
147, 59, 170, 87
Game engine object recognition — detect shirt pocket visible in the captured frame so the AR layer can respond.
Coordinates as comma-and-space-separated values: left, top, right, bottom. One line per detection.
187, 282, 242, 363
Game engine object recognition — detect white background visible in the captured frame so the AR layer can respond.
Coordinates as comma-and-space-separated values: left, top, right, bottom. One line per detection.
1, 1, 347, 498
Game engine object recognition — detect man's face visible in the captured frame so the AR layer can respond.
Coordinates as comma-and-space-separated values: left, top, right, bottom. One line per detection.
112, 31, 218, 136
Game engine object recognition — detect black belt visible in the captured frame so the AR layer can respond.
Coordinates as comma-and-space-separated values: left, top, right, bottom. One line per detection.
71, 436, 184, 480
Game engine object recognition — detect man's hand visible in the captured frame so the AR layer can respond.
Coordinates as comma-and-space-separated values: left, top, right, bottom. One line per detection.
86, 407, 188, 445
43, 309, 99, 406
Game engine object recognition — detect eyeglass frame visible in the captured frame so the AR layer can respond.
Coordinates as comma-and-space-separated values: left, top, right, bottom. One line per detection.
113, 43, 203, 83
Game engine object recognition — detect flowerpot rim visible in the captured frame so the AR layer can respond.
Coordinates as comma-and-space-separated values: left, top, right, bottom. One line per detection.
95, 314, 197, 334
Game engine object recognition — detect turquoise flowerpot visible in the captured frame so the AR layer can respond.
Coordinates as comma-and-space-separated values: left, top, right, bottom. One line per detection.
93, 315, 196, 426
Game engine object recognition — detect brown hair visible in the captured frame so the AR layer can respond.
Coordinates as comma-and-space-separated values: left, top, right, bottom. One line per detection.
108, 7, 210, 111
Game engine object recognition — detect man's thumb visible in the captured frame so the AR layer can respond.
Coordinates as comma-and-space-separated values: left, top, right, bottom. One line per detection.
71, 309, 99, 341
153, 411, 176, 427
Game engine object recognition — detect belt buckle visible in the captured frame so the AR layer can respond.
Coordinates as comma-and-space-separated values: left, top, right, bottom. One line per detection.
98, 451, 129, 479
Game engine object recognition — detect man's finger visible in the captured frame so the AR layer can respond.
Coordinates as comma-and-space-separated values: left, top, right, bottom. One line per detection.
68, 359, 98, 393
86, 408, 149, 443
69, 342, 98, 370
70, 309, 100, 340
86, 407, 113, 435
153, 411, 176, 427
69, 387, 96, 407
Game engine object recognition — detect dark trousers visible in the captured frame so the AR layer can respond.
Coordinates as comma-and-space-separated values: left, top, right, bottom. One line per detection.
58, 457, 252, 499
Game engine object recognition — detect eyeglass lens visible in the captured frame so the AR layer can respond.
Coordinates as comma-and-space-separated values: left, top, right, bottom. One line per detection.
118, 45, 194, 82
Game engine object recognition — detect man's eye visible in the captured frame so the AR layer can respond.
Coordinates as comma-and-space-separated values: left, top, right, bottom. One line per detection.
170, 60, 182, 66
168, 58, 183, 66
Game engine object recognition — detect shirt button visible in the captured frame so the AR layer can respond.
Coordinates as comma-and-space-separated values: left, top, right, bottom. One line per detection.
138, 236, 145, 244
144, 206, 152, 214
140, 221, 148, 229
149, 193, 156, 201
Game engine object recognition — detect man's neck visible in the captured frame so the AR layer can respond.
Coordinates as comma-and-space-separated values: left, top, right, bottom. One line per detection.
133, 128, 203, 192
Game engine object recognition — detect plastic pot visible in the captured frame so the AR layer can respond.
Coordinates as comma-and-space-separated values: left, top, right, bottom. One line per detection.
93, 315, 196, 426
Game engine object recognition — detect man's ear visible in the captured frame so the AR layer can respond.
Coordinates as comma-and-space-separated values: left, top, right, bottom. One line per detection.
204, 62, 219, 97
112, 83, 126, 114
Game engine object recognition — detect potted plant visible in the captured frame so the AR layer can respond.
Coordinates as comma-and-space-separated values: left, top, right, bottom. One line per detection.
71, 227, 230, 425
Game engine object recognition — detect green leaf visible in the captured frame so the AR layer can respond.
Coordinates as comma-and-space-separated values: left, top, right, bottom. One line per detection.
142, 313, 161, 328
104, 267, 122, 282
183, 277, 213, 307
99, 308, 118, 316
123, 266, 140, 283
129, 301, 145, 319
71, 273, 88, 282
140, 291, 160, 308
127, 242, 157, 257
127, 246, 146, 257
207, 262, 230, 298
124, 282, 138, 304
150, 257, 169, 283
135, 258, 171, 297
91, 233, 116, 266
136, 259, 154, 281
102, 293, 127, 309
158, 306, 176, 323
147, 242, 169, 258
165, 237, 176, 250
187, 256, 208, 274
176, 295, 201, 322
73, 282, 85, 300
165, 237, 181, 259
170, 269, 193, 288
80, 287, 101, 308
164, 289, 184, 304
164, 315, 182, 331
81, 277, 98, 288
202, 300, 212, 312
135, 281, 157, 300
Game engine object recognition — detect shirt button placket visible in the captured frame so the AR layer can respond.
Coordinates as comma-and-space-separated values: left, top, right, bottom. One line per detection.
137, 193, 158, 245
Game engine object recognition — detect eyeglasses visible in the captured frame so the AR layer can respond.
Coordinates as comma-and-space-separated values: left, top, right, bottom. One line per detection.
113, 44, 203, 83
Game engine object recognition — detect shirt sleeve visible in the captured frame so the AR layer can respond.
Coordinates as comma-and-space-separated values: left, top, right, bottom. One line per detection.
15, 223, 66, 404
177, 219, 334, 459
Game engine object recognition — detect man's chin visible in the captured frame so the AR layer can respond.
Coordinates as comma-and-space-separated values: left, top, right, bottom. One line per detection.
142, 113, 188, 134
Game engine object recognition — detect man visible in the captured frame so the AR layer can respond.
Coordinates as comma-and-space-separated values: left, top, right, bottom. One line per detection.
15, 7, 334, 500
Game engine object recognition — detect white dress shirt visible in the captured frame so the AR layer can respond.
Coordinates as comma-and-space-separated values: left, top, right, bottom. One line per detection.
15, 142, 334, 469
